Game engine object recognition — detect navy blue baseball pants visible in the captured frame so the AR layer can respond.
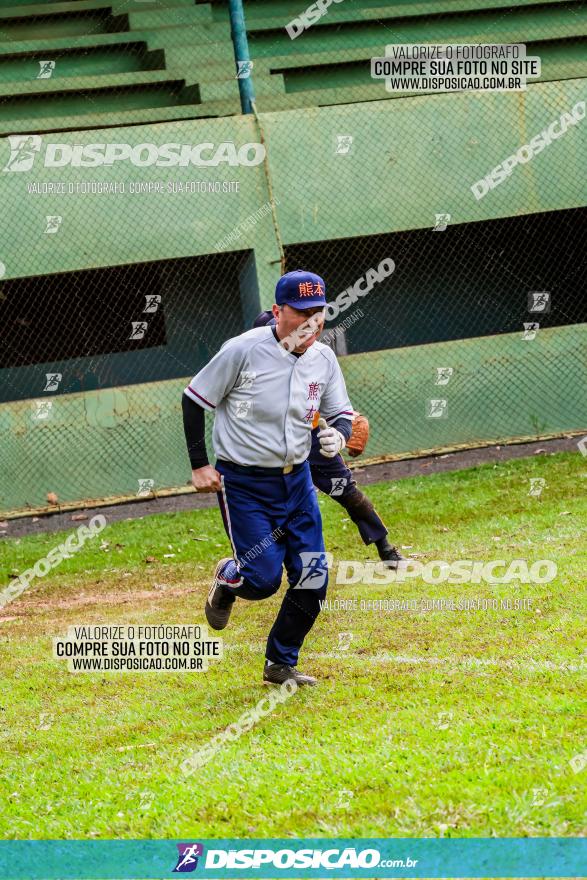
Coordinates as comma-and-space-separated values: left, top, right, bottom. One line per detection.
215, 459, 328, 667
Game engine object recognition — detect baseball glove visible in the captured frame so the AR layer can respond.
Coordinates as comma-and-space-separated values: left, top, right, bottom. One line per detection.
346, 412, 369, 457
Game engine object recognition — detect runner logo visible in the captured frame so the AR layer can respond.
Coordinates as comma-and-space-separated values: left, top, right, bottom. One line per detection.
143, 294, 161, 313
335, 135, 354, 154
528, 291, 551, 313
44, 216, 63, 234
236, 60, 254, 79
433, 212, 451, 231
330, 477, 348, 496
173, 843, 204, 873
522, 322, 539, 340
3, 135, 42, 172
129, 321, 148, 340
435, 367, 453, 386
427, 399, 448, 418
294, 551, 333, 590
44, 373, 62, 392
37, 61, 56, 79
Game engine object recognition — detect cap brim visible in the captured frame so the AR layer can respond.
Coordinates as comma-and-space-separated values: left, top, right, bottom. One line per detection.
286, 299, 326, 310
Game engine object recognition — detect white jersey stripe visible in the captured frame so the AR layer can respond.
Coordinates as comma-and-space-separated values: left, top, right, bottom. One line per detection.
184, 385, 216, 411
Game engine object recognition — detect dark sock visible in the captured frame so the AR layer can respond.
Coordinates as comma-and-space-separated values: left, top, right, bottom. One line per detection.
375, 536, 392, 554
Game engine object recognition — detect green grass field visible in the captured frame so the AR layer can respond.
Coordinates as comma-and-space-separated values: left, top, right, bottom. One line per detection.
1, 451, 586, 840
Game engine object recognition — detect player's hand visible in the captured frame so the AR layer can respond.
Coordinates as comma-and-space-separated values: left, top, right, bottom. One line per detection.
191, 465, 221, 493
317, 418, 346, 458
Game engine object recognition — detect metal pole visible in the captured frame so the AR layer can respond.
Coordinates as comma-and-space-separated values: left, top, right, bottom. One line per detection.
228, 0, 256, 114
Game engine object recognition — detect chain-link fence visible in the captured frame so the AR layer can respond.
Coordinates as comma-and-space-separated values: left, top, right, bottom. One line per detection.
0, 0, 586, 515
284, 206, 587, 459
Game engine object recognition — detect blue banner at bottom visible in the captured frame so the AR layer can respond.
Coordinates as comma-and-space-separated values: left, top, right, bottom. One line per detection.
0, 838, 584, 879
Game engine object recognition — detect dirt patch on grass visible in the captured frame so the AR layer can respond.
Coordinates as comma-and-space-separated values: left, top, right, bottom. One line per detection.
5, 582, 201, 618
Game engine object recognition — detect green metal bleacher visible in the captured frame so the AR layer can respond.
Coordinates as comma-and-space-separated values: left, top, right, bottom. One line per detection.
0, 0, 585, 135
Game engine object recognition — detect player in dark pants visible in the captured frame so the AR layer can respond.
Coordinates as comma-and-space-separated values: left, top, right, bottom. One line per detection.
309, 430, 403, 566
185, 271, 357, 686
253, 311, 404, 568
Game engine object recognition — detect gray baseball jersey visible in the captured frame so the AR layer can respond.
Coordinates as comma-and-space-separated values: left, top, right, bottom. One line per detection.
184, 326, 353, 468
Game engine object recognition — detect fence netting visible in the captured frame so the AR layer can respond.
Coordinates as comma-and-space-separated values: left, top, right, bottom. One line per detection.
0, 0, 585, 515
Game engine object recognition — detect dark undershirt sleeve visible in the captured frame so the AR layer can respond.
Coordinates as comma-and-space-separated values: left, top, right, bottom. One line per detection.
182, 393, 209, 469
332, 417, 353, 443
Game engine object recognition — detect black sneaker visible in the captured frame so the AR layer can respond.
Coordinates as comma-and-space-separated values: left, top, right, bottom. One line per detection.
263, 661, 317, 686
205, 557, 236, 630
379, 546, 406, 570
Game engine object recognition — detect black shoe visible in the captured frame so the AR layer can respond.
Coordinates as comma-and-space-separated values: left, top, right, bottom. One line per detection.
205, 557, 236, 630
379, 546, 406, 570
263, 661, 317, 686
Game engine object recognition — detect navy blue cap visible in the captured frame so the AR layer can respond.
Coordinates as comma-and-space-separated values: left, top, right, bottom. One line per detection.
275, 269, 326, 310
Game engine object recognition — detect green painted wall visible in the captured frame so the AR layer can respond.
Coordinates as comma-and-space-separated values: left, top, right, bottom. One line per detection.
0, 0, 585, 133
1, 78, 585, 283
1, 324, 584, 515
0, 0, 585, 514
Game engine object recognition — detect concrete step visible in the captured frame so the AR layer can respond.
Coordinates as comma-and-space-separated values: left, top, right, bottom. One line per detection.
0, 68, 188, 98
0, 45, 164, 83
240, 0, 580, 28
198, 74, 284, 102
0, 97, 243, 135
127, 7, 213, 30
0, 26, 233, 58
0, 0, 198, 18
248, 12, 587, 60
